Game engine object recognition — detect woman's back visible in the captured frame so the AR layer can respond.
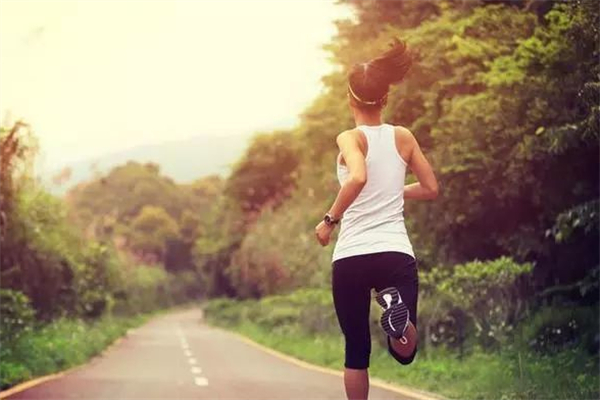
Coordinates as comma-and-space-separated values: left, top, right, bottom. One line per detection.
333, 123, 414, 262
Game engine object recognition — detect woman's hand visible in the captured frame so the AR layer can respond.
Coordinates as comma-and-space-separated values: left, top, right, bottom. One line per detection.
315, 221, 335, 246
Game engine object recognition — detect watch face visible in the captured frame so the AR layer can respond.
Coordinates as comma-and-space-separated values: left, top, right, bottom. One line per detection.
324, 214, 338, 226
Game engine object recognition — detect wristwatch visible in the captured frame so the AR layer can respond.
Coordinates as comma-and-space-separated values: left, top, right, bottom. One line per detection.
323, 213, 340, 227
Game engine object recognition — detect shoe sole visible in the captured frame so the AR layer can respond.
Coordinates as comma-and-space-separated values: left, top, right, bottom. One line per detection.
375, 287, 401, 310
380, 302, 409, 340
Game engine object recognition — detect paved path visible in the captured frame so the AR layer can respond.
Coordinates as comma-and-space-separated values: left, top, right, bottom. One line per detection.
6, 309, 425, 400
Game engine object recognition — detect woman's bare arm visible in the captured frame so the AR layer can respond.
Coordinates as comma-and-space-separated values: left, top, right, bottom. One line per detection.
327, 129, 367, 219
402, 129, 439, 200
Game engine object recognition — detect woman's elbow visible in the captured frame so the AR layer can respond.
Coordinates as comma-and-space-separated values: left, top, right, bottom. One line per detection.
351, 173, 367, 187
431, 182, 440, 200
428, 182, 440, 199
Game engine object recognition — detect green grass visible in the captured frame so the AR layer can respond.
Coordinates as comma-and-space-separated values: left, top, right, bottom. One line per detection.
203, 293, 599, 400
0, 314, 151, 390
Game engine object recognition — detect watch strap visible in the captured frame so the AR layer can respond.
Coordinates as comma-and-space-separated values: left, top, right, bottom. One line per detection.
324, 213, 340, 226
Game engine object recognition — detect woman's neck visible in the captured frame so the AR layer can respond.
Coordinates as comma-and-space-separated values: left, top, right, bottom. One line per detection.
353, 108, 383, 127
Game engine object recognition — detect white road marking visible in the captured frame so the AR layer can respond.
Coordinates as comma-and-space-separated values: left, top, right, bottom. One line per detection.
177, 327, 208, 388
194, 377, 209, 386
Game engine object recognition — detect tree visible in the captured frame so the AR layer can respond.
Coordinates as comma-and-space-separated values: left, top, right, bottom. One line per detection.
224, 131, 300, 215
129, 205, 180, 262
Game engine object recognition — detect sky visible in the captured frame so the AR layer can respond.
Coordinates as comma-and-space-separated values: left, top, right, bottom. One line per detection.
0, 0, 351, 169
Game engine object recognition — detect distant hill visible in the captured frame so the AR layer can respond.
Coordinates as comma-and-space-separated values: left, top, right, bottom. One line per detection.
45, 134, 251, 194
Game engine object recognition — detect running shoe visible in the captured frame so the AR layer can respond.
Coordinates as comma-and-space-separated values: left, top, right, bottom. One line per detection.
375, 287, 409, 340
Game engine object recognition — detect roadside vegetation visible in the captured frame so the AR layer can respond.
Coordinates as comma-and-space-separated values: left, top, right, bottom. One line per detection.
204, 287, 598, 400
1, 1, 597, 398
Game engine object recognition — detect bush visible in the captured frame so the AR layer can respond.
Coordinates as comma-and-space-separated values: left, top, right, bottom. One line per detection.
203, 297, 246, 326
204, 288, 339, 336
425, 257, 533, 348
417, 292, 470, 354
0, 315, 148, 389
203, 288, 600, 400
0, 362, 31, 389
73, 242, 123, 318
223, 172, 335, 299
519, 305, 600, 354
113, 265, 172, 314
0, 290, 35, 344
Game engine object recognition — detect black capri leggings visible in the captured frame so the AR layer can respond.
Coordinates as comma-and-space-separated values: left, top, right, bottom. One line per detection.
332, 251, 418, 369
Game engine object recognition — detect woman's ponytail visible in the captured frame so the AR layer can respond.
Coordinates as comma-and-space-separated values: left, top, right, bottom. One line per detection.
368, 38, 413, 87
348, 38, 413, 108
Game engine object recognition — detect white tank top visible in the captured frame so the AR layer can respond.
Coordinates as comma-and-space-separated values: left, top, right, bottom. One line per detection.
332, 123, 414, 262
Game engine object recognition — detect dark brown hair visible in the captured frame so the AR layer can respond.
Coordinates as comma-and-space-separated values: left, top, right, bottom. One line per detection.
348, 38, 413, 109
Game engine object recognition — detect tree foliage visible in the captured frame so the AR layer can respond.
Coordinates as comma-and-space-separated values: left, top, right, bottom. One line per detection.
205, 0, 598, 301
0, 126, 200, 323
224, 130, 300, 215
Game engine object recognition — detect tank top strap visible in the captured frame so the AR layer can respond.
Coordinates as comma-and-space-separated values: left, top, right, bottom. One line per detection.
354, 125, 371, 161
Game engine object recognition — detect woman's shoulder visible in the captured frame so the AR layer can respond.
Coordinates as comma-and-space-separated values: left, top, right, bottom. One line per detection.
391, 125, 419, 146
390, 124, 414, 139
336, 128, 363, 141
336, 128, 368, 149
390, 125, 416, 163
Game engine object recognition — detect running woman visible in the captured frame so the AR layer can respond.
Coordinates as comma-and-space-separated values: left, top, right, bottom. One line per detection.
315, 38, 439, 400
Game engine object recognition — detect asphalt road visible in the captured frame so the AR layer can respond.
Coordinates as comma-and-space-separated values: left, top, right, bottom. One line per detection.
5, 309, 426, 400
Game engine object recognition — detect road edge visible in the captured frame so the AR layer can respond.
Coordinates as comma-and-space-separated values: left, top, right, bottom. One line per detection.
222, 328, 447, 400
0, 334, 128, 399
0, 309, 183, 399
